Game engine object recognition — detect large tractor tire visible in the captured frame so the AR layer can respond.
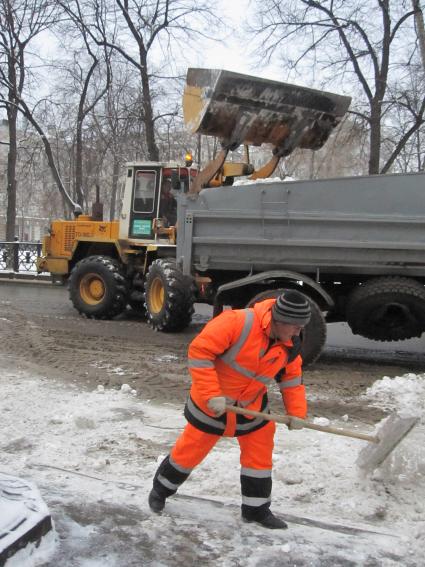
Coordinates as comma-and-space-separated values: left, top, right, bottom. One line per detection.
346, 277, 425, 341
144, 258, 196, 332
247, 289, 326, 366
69, 255, 128, 319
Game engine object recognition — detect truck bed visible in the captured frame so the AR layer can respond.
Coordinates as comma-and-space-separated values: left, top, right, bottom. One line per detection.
177, 171, 425, 279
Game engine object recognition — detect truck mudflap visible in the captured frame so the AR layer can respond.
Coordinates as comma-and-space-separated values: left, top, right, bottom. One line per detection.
183, 68, 351, 191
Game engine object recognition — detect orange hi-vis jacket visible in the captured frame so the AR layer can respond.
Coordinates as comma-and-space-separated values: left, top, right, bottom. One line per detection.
186, 298, 307, 436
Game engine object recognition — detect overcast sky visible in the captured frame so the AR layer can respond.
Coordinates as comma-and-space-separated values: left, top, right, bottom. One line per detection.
191, 0, 285, 82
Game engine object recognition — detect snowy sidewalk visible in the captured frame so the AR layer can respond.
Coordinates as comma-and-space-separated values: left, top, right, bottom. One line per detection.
0, 366, 424, 566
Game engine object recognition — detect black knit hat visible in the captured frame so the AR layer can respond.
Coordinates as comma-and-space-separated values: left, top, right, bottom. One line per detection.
272, 290, 311, 326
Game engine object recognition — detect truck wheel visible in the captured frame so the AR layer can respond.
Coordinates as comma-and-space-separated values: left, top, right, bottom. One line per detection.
69, 255, 128, 319
247, 289, 326, 365
144, 258, 195, 331
346, 277, 425, 341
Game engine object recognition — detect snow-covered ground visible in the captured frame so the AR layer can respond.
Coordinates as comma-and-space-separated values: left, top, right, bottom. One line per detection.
1, 365, 424, 566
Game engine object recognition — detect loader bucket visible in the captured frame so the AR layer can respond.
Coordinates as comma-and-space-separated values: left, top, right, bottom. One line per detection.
183, 68, 351, 153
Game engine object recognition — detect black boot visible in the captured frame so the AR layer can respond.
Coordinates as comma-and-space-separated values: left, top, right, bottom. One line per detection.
242, 510, 288, 530
148, 488, 166, 513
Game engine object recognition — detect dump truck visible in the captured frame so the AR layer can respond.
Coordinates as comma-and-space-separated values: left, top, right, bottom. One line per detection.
38, 67, 425, 366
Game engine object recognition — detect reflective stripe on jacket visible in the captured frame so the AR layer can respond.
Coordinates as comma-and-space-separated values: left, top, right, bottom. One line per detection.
185, 298, 307, 435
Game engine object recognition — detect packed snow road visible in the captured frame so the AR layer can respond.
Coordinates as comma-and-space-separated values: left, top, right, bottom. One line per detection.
0, 280, 424, 566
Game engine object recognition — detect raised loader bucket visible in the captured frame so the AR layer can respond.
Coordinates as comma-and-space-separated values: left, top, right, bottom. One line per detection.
183, 68, 351, 153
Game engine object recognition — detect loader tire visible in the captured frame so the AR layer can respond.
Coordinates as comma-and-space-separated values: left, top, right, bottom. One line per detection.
346, 277, 425, 341
144, 258, 195, 332
69, 255, 128, 319
247, 289, 326, 366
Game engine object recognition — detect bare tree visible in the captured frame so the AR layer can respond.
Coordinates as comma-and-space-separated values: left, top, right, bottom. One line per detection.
55, 4, 113, 208
15, 97, 78, 211
0, 0, 59, 239
90, 64, 141, 219
381, 67, 425, 172
249, 1, 424, 175
59, 0, 221, 162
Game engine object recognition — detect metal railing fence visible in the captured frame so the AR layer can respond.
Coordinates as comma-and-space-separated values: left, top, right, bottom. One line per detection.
0, 241, 42, 273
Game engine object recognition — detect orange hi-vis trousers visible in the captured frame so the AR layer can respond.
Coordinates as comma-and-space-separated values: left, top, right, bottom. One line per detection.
171, 420, 275, 469
152, 420, 276, 520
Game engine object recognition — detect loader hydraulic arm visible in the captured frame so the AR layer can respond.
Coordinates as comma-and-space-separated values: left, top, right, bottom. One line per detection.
189, 148, 229, 194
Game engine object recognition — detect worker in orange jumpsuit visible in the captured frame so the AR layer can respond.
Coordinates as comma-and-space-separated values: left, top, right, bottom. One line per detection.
148, 290, 311, 529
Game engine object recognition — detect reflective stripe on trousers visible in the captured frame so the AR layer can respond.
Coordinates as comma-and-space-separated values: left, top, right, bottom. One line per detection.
153, 454, 193, 497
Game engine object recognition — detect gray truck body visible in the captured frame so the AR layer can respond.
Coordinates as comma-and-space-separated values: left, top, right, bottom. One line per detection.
177, 171, 425, 279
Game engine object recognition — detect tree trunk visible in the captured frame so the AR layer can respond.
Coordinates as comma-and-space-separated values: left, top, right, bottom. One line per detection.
368, 103, 382, 174
75, 119, 85, 207
140, 53, 159, 161
109, 154, 120, 220
6, 107, 17, 241
412, 0, 425, 72
18, 98, 76, 212
75, 60, 99, 209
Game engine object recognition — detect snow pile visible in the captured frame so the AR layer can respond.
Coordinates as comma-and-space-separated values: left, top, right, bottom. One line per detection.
363, 372, 425, 413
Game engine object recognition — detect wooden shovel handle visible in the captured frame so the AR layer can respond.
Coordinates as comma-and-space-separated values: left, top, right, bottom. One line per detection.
225, 405, 379, 444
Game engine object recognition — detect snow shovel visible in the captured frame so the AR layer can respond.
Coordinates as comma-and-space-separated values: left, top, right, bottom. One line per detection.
225, 405, 419, 472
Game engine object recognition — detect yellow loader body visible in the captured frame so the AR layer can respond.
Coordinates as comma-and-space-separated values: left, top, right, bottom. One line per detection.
38, 216, 120, 274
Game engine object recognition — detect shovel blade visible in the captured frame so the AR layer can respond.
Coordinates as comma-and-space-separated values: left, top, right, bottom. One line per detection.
183, 68, 351, 151
356, 413, 419, 472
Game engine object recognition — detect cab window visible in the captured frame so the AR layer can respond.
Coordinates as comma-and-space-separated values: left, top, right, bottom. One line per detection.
134, 170, 156, 212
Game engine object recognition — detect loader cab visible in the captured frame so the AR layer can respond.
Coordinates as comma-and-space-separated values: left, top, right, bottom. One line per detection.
121, 162, 197, 242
